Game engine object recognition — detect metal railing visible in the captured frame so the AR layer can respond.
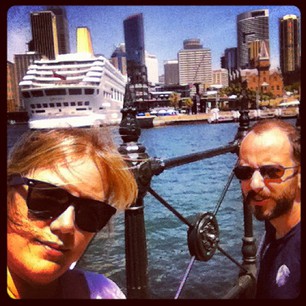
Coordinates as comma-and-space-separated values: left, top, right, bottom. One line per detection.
118, 83, 300, 299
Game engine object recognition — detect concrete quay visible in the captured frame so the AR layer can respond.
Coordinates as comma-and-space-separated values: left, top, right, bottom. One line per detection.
153, 113, 211, 126
137, 107, 298, 128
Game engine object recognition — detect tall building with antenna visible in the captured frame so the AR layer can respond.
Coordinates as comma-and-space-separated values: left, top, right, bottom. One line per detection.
178, 39, 212, 94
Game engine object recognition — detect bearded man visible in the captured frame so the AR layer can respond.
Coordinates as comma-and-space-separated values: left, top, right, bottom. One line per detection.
234, 119, 300, 299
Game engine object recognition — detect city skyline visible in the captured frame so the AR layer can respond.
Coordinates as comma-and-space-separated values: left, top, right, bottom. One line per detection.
7, 5, 301, 75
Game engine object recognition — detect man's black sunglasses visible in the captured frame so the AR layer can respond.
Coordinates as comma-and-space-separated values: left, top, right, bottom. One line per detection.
8, 174, 117, 233
233, 164, 299, 181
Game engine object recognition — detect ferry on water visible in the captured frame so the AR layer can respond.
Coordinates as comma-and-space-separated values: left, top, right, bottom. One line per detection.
19, 53, 127, 129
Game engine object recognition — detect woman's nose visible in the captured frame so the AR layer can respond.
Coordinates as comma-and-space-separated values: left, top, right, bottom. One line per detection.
50, 206, 76, 234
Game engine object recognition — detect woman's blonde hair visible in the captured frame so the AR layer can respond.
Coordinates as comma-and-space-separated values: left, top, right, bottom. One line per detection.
7, 128, 138, 210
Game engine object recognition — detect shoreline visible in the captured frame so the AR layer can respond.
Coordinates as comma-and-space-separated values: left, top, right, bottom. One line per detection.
8, 109, 298, 129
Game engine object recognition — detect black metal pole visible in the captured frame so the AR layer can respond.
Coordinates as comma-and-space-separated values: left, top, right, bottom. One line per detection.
234, 88, 257, 298
124, 199, 149, 298
118, 85, 150, 299
162, 143, 237, 170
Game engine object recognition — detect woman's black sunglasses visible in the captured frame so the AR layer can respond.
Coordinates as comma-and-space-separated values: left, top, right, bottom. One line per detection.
233, 164, 299, 181
8, 174, 116, 233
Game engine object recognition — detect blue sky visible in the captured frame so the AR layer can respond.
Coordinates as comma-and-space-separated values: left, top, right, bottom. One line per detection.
7, 5, 300, 75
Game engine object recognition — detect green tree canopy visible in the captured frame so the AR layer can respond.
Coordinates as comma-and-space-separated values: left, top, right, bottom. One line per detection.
169, 92, 181, 109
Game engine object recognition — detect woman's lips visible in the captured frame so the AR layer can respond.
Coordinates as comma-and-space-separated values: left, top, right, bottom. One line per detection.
35, 239, 68, 257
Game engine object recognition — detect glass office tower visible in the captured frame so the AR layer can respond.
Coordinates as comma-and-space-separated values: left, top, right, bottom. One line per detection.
237, 9, 269, 69
123, 13, 148, 100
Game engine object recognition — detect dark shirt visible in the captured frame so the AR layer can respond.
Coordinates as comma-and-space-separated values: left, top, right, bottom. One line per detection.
256, 221, 300, 299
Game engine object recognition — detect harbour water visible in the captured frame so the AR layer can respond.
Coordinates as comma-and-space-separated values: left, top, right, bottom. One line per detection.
7, 119, 296, 299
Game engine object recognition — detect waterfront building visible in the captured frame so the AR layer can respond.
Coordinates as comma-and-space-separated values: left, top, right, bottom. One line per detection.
212, 69, 229, 87
45, 6, 70, 54
241, 41, 283, 101
154, 84, 190, 98
7, 61, 19, 112
241, 68, 283, 100
237, 9, 269, 69
110, 43, 127, 75
255, 40, 272, 96
123, 13, 149, 100
178, 39, 212, 95
164, 60, 179, 85
14, 52, 42, 109
30, 10, 59, 60
76, 27, 94, 55
145, 51, 159, 85
279, 14, 301, 86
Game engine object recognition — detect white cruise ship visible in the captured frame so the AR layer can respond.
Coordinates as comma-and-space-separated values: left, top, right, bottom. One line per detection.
19, 53, 127, 129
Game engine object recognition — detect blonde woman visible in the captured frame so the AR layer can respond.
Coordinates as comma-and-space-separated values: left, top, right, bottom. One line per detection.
7, 128, 138, 299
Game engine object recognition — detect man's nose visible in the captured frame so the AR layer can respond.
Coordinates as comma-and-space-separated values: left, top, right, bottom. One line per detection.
250, 170, 265, 192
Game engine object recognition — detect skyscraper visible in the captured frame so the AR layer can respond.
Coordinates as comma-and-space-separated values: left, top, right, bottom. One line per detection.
237, 9, 269, 69
123, 13, 147, 82
178, 39, 212, 94
145, 51, 159, 85
279, 14, 301, 85
14, 52, 42, 108
7, 61, 19, 112
164, 60, 179, 85
45, 6, 70, 54
111, 43, 127, 75
30, 11, 59, 59
123, 13, 148, 100
222, 47, 238, 71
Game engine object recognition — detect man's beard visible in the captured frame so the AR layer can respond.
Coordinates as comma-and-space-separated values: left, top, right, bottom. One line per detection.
244, 188, 296, 221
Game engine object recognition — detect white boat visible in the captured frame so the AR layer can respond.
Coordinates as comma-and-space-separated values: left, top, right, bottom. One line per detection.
257, 108, 276, 119
207, 109, 239, 124
276, 100, 299, 119
19, 53, 127, 129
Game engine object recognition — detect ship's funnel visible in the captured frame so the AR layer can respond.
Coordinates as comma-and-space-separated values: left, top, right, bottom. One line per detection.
77, 26, 94, 55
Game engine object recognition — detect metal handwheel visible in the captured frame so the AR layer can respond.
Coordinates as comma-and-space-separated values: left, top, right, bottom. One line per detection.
187, 212, 219, 262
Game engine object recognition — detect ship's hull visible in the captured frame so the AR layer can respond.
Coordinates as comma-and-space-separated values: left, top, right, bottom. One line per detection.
19, 53, 126, 129
24, 88, 123, 129
29, 113, 118, 129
